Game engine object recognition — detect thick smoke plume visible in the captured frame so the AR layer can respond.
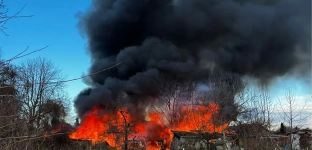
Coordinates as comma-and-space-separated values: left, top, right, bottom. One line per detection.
74, 0, 311, 117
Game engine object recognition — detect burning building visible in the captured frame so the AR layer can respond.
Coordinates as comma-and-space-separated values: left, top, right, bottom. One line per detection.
69, 0, 310, 149
170, 130, 236, 150
68, 102, 228, 149
171, 131, 208, 149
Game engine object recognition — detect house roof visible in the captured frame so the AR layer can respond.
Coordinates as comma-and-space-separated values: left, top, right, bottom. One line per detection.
227, 123, 269, 134
171, 130, 219, 139
171, 130, 199, 138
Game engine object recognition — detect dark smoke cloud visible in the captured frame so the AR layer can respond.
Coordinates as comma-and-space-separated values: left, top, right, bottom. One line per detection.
74, 0, 311, 117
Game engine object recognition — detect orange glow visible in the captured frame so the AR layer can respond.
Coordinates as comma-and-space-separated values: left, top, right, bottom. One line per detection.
44, 132, 48, 138
69, 103, 228, 149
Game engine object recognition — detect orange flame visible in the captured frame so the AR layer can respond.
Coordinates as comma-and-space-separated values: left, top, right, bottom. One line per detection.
69, 103, 227, 149
69, 108, 117, 146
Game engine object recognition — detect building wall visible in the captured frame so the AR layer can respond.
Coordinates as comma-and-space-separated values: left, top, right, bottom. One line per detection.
170, 136, 207, 150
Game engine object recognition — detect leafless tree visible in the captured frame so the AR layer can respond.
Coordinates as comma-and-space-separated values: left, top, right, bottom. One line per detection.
153, 75, 187, 125
238, 85, 274, 125
0, 0, 8, 34
278, 87, 311, 150
0, 1, 32, 36
16, 57, 68, 135
0, 58, 26, 149
151, 73, 243, 149
200, 72, 244, 149
228, 81, 279, 150
0, 57, 70, 150
152, 74, 199, 127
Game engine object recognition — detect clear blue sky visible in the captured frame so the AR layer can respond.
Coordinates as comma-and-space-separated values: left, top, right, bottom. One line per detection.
1, 0, 311, 124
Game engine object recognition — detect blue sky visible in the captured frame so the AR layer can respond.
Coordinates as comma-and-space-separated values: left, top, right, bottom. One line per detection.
0, 0, 91, 99
1, 0, 311, 125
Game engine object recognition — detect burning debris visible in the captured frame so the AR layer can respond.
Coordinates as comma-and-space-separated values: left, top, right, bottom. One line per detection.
70, 0, 310, 149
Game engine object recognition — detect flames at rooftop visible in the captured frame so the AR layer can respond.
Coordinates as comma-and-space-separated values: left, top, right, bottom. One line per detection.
68, 102, 227, 149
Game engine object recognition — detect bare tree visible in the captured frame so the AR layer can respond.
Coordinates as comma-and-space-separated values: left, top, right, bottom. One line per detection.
227, 80, 280, 150
152, 74, 200, 128
16, 57, 67, 135
278, 87, 310, 150
0, 57, 71, 149
254, 87, 274, 129
0, 1, 32, 36
153, 74, 187, 125
151, 73, 242, 149
0, 58, 26, 149
200, 72, 244, 150
0, 0, 8, 35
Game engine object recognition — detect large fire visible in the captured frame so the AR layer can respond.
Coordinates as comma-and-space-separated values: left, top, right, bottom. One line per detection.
69, 103, 227, 149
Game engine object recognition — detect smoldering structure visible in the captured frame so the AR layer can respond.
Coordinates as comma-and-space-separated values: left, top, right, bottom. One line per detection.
74, 0, 311, 118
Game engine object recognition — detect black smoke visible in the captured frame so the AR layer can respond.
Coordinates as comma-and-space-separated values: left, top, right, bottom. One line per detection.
74, 0, 311, 117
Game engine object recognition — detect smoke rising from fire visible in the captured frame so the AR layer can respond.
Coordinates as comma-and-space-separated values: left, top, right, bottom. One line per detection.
74, 0, 311, 117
